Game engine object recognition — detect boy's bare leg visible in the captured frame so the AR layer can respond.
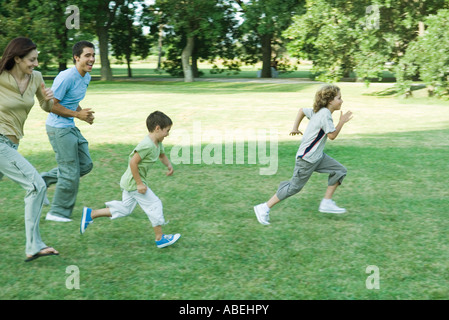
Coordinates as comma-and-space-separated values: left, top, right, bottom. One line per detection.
324, 182, 339, 200
91, 208, 112, 219
153, 226, 163, 241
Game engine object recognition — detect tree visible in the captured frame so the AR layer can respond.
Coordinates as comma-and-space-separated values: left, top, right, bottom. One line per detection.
396, 9, 449, 97
30, 1, 95, 72
235, 0, 304, 78
0, 0, 34, 53
145, 0, 239, 82
355, 0, 448, 83
284, 0, 448, 83
110, 2, 151, 77
70, 0, 129, 80
0, 0, 94, 72
284, 0, 369, 82
93, 0, 125, 80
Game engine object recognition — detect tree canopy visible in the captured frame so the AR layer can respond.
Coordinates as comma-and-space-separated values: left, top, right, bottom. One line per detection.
1, 0, 449, 95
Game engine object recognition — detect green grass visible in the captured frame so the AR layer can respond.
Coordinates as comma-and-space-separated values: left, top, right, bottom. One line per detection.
41, 60, 396, 81
41, 60, 316, 79
1, 81, 448, 300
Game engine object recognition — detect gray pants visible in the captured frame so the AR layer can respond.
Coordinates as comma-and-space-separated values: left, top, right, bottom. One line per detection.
276, 153, 347, 201
0, 135, 47, 256
41, 126, 93, 219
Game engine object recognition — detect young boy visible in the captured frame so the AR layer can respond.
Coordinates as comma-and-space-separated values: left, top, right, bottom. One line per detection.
80, 111, 181, 248
254, 84, 353, 225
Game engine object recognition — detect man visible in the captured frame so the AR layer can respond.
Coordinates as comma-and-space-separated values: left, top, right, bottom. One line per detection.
42, 41, 96, 222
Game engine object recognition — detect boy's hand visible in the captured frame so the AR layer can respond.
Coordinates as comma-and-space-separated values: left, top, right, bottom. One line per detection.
166, 165, 174, 176
137, 183, 147, 194
339, 110, 353, 124
289, 130, 303, 136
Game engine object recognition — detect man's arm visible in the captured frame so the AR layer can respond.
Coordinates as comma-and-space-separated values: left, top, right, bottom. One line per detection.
50, 98, 95, 124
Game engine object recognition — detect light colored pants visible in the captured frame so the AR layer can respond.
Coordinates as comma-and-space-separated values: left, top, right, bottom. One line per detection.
106, 187, 166, 227
276, 153, 347, 201
42, 125, 93, 219
0, 134, 47, 255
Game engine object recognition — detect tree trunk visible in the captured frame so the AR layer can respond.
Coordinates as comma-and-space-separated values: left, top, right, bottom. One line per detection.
127, 57, 132, 78
157, 23, 164, 70
261, 34, 272, 78
192, 54, 199, 78
181, 36, 194, 82
97, 25, 113, 81
56, 8, 68, 72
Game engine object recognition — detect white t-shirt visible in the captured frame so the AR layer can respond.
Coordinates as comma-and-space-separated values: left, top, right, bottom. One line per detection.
296, 108, 336, 163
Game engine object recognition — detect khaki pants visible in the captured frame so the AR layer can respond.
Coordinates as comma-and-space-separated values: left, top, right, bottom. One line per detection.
106, 187, 166, 227
276, 153, 347, 201
42, 125, 93, 219
0, 135, 47, 256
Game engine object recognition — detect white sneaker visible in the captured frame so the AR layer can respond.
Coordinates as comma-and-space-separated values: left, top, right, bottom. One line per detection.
45, 212, 72, 222
254, 203, 270, 225
319, 199, 346, 214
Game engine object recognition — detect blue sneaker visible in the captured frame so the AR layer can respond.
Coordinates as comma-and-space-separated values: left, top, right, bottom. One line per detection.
155, 233, 181, 248
80, 207, 93, 234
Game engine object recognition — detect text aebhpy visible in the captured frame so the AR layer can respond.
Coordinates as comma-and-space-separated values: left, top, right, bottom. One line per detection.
179, 303, 269, 317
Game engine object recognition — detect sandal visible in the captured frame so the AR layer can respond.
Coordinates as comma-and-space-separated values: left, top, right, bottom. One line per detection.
25, 247, 59, 262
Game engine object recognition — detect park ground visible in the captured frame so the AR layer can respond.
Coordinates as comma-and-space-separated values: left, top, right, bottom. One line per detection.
0, 63, 448, 300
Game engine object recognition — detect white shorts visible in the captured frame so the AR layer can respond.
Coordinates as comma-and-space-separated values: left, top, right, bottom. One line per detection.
105, 187, 166, 227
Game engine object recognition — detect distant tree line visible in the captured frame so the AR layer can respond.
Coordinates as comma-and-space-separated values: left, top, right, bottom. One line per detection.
1, 0, 448, 95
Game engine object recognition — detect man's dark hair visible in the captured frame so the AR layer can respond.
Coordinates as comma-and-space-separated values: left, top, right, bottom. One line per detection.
72, 41, 94, 64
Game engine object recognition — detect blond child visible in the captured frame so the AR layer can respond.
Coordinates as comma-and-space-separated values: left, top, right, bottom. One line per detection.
254, 85, 353, 225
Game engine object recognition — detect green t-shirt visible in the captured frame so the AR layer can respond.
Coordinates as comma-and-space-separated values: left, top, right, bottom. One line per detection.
120, 135, 165, 191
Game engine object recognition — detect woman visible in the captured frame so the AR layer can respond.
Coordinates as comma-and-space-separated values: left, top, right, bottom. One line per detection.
0, 37, 59, 262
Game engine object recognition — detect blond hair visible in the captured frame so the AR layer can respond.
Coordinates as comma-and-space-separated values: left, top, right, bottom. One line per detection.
313, 84, 340, 113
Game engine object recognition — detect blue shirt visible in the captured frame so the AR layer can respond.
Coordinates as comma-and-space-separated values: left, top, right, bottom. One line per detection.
46, 67, 91, 128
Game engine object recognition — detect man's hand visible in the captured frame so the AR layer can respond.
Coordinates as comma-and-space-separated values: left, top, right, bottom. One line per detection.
76, 108, 95, 125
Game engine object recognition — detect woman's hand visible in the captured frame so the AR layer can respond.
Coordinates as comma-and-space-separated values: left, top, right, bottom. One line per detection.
41, 83, 54, 101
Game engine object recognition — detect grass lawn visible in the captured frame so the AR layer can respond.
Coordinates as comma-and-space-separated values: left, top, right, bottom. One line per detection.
42, 60, 316, 79
0, 80, 448, 300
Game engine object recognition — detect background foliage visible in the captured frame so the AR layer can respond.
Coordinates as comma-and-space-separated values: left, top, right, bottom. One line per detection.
1, 0, 449, 93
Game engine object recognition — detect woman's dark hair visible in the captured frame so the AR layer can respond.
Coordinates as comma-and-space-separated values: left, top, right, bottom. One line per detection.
146, 111, 173, 132
72, 41, 95, 64
0, 37, 37, 74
